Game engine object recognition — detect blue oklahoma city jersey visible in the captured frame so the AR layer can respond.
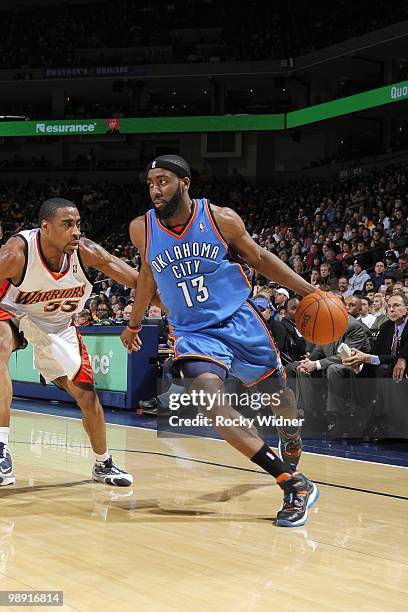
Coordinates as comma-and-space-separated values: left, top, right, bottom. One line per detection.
146, 198, 251, 332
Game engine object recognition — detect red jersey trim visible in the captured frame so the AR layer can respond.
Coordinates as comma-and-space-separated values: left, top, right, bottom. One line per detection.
36, 232, 71, 282
156, 200, 197, 240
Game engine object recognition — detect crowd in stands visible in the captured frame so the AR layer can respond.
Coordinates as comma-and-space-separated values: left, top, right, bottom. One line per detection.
0, 179, 137, 241
0, 160, 407, 436
1, 0, 408, 69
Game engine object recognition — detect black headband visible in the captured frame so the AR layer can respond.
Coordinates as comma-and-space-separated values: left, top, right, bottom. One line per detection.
146, 155, 191, 179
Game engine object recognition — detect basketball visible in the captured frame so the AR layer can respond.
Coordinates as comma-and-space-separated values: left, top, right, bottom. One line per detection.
295, 290, 348, 345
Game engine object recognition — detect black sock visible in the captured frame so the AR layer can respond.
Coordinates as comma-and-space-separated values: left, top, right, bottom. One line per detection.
250, 443, 293, 478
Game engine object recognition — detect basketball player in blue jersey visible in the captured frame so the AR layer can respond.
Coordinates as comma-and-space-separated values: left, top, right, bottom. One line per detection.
121, 155, 320, 526
0, 198, 141, 487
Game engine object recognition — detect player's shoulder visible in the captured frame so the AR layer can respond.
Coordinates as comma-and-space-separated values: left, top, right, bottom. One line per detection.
209, 204, 245, 242
1, 234, 27, 258
129, 214, 147, 249
210, 203, 241, 224
0, 235, 27, 278
130, 214, 146, 232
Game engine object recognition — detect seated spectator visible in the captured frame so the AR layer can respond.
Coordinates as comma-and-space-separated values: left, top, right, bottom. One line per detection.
112, 297, 126, 314
285, 315, 371, 435
383, 275, 397, 292
363, 279, 375, 295
272, 287, 289, 310
310, 268, 320, 288
355, 240, 372, 270
98, 293, 111, 305
146, 305, 163, 320
324, 247, 342, 277
341, 291, 408, 436
252, 295, 273, 318
88, 296, 102, 322
280, 297, 307, 362
384, 251, 398, 273
336, 240, 352, 262
393, 281, 404, 294
370, 229, 386, 251
95, 302, 115, 324
358, 297, 376, 329
114, 308, 124, 323
337, 276, 353, 298
319, 263, 338, 291
348, 258, 370, 293
75, 308, 93, 327
253, 295, 287, 355
305, 244, 320, 269
395, 253, 408, 281
292, 260, 304, 276
370, 260, 385, 289
371, 293, 389, 331
123, 303, 133, 321
392, 223, 407, 252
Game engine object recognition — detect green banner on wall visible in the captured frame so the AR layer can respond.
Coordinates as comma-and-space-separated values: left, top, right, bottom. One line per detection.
287, 79, 408, 128
0, 114, 285, 137
1, 79, 407, 137
8, 334, 128, 392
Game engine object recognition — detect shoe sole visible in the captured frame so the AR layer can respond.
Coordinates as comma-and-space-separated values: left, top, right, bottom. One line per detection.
0, 476, 16, 486
277, 439, 302, 469
92, 474, 133, 487
276, 484, 320, 527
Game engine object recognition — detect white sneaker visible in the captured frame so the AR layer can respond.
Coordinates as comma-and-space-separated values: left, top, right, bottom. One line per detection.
0, 444, 15, 486
92, 456, 133, 487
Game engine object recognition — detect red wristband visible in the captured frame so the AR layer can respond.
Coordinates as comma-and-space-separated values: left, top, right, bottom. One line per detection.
127, 324, 142, 333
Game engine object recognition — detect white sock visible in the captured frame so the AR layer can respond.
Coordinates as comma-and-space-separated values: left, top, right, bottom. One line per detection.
0, 427, 9, 446
95, 450, 110, 463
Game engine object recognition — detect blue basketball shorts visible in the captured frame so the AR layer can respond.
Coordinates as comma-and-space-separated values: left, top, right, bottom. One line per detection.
170, 300, 286, 387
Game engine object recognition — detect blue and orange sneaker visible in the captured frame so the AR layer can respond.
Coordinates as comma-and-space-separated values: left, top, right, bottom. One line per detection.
0, 443, 15, 486
276, 472, 319, 527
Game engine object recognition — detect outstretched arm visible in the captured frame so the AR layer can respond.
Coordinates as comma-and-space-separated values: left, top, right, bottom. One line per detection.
79, 238, 139, 288
213, 206, 315, 297
120, 216, 158, 352
79, 236, 163, 309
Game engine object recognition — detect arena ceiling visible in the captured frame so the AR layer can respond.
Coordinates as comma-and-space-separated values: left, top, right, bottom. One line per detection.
0, 0, 105, 9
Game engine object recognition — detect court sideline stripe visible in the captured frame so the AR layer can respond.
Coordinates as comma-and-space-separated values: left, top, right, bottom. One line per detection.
11, 406, 408, 472
121, 448, 408, 501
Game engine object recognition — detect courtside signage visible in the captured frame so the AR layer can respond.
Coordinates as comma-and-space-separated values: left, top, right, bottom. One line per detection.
9, 334, 128, 392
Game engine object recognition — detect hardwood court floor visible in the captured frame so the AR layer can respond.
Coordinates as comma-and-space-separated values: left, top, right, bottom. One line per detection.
1, 409, 407, 612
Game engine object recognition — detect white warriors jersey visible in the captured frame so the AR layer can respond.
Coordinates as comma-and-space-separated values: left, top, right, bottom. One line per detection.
1, 229, 93, 334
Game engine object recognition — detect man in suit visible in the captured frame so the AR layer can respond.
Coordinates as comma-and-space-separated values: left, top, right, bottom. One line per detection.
285, 316, 371, 434
280, 297, 307, 362
341, 291, 408, 436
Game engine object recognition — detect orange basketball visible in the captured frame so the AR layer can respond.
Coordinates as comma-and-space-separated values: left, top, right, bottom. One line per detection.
295, 291, 348, 345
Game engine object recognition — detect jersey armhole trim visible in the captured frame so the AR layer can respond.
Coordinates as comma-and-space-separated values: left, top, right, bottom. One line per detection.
205, 200, 228, 249
77, 245, 94, 285
144, 213, 150, 264
9, 234, 28, 287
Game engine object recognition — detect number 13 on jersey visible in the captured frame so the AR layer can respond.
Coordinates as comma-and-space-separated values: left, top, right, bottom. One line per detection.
177, 275, 209, 307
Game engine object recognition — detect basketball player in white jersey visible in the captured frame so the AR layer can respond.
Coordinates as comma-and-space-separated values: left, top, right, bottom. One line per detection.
0, 197, 137, 486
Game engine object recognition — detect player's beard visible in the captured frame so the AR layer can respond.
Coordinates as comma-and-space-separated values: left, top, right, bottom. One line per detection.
154, 184, 182, 221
